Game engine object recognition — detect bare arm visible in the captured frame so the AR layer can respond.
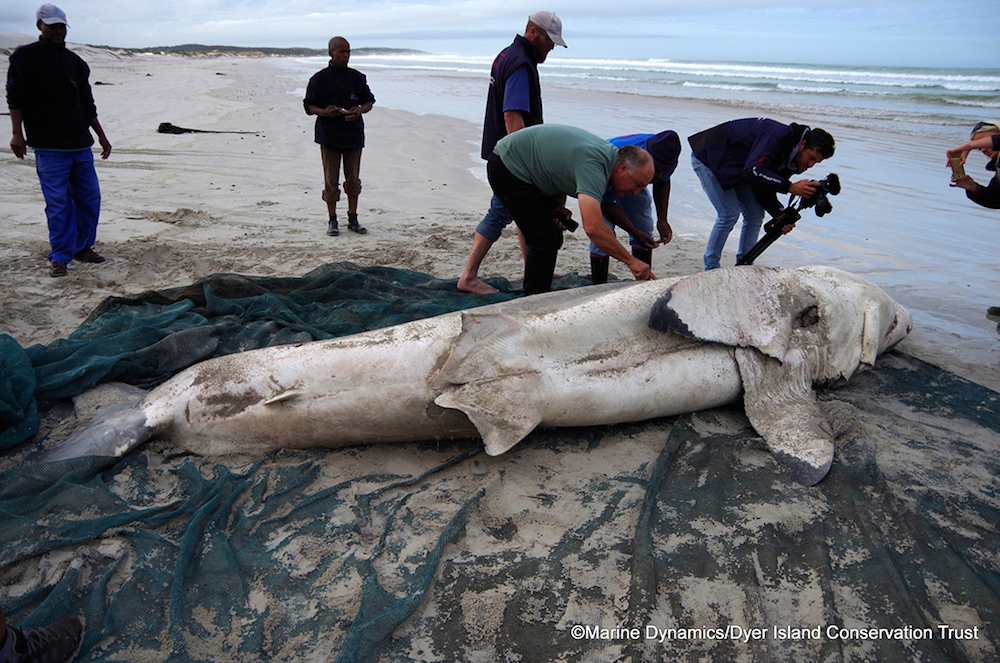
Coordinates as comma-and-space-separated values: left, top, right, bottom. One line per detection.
10, 109, 26, 159
947, 135, 997, 164
652, 179, 672, 244
601, 201, 655, 249
90, 117, 111, 159
504, 110, 526, 135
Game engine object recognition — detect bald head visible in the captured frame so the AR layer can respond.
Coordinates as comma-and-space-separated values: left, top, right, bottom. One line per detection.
328, 37, 350, 66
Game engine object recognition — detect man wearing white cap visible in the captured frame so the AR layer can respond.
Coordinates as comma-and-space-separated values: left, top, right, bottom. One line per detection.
7, 4, 113, 277
457, 11, 566, 294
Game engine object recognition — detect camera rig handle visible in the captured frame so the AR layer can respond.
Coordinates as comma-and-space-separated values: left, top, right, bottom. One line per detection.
736, 205, 802, 266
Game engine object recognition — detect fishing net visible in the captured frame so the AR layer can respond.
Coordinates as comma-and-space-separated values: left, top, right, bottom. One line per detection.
0, 262, 997, 662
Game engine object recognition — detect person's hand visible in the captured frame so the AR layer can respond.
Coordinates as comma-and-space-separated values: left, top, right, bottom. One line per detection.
320, 105, 346, 119
628, 258, 656, 281
99, 136, 112, 159
788, 179, 819, 197
657, 222, 673, 246
552, 206, 574, 231
343, 106, 362, 121
10, 134, 26, 159
632, 230, 656, 250
950, 175, 978, 192
780, 222, 796, 235
946, 147, 968, 165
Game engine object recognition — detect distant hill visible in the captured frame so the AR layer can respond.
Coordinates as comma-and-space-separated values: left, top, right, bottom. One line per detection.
93, 44, 427, 57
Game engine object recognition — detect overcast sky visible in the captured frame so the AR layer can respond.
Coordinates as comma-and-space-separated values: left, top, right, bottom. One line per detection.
2, 0, 997, 68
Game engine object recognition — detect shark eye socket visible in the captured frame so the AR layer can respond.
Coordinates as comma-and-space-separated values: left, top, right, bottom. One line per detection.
795, 305, 820, 328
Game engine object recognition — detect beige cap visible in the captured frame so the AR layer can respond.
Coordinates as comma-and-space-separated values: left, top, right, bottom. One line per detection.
528, 11, 566, 47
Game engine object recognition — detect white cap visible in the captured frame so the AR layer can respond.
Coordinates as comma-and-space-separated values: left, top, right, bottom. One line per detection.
37, 4, 68, 26
528, 11, 566, 48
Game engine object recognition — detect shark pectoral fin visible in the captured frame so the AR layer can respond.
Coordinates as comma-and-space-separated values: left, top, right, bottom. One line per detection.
735, 347, 833, 486
434, 372, 546, 456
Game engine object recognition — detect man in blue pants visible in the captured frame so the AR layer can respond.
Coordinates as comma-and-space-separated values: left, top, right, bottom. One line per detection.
7, 4, 113, 277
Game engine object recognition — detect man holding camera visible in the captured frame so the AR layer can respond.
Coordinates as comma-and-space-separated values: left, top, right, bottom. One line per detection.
688, 117, 835, 270
488, 124, 656, 295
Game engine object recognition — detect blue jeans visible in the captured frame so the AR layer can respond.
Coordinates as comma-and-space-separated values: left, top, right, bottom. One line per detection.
35, 148, 102, 263
691, 154, 764, 270
475, 194, 515, 242
589, 188, 654, 257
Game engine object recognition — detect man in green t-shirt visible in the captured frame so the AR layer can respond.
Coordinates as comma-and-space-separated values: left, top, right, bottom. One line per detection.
488, 124, 656, 294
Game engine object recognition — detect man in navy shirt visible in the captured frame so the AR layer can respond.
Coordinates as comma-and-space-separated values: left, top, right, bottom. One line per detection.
688, 117, 834, 270
458, 11, 566, 294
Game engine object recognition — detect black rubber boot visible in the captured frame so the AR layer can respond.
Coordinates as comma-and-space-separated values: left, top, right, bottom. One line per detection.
590, 253, 610, 285
327, 215, 339, 236
631, 247, 652, 266
347, 212, 367, 234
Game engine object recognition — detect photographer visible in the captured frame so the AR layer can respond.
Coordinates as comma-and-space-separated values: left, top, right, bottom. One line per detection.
688, 118, 835, 270
947, 121, 1000, 209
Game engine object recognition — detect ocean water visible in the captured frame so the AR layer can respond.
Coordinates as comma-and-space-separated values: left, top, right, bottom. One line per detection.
276, 53, 1000, 372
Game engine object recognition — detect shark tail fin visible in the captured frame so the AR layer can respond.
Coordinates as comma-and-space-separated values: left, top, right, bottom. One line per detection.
35, 400, 153, 464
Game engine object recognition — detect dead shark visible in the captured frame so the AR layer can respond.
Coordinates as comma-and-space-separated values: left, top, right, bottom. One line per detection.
38, 265, 912, 485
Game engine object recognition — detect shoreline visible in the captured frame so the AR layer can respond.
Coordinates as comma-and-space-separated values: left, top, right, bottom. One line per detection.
0, 49, 997, 391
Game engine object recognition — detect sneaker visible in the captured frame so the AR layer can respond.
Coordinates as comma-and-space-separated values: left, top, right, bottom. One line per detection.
327, 216, 339, 236
10, 617, 83, 663
73, 248, 105, 264
347, 213, 367, 234
49, 261, 68, 277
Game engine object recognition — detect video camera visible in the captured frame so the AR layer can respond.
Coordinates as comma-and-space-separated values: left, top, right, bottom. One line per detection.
800, 173, 841, 217
737, 173, 840, 266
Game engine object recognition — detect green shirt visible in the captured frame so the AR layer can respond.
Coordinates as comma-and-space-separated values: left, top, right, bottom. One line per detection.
495, 125, 618, 200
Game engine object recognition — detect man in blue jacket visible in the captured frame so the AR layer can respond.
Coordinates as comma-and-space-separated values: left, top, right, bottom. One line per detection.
7, 4, 113, 278
458, 11, 566, 294
688, 117, 834, 270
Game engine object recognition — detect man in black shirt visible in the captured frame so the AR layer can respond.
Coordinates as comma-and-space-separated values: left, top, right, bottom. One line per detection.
7, 3, 113, 277
304, 37, 376, 236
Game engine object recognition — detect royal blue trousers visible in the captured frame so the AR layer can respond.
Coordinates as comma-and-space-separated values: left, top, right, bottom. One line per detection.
34, 148, 102, 263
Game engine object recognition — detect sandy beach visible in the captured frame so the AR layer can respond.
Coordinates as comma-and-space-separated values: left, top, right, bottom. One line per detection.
2, 40, 999, 663
0, 40, 996, 392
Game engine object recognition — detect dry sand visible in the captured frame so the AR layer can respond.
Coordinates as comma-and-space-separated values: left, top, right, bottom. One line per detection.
0, 39, 995, 391
2, 40, 997, 663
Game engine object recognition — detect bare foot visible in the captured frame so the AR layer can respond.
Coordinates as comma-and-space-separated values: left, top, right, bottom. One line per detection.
458, 275, 499, 294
